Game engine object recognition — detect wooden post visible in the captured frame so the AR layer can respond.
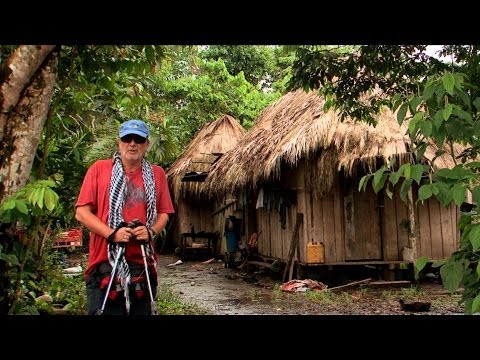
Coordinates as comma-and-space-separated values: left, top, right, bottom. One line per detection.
283, 213, 304, 283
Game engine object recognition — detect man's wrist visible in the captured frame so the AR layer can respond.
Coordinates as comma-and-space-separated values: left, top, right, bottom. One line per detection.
149, 227, 156, 239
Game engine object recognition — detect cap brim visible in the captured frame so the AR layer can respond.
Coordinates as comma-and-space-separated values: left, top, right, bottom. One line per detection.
120, 129, 148, 138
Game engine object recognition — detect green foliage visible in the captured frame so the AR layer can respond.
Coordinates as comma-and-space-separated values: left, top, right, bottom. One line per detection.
200, 45, 277, 88
0, 240, 86, 315
414, 256, 429, 282
151, 57, 280, 149
0, 180, 59, 226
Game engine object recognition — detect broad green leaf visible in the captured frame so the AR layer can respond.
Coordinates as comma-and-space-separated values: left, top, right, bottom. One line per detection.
443, 103, 453, 121
15, 200, 28, 215
2, 200, 15, 210
477, 262, 480, 278
452, 184, 466, 207
0, 253, 20, 266
472, 294, 480, 314
457, 89, 471, 108
422, 84, 435, 102
408, 113, 422, 135
410, 164, 424, 184
373, 167, 386, 189
36, 187, 45, 209
414, 256, 429, 280
473, 97, 480, 111
465, 162, 480, 169
440, 261, 464, 294
469, 224, 480, 251
418, 184, 432, 201
373, 174, 388, 194
433, 181, 452, 206
419, 120, 433, 138
472, 185, 480, 205
44, 188, 58, 212
409, 96, 423, 113
436, 166, 472, 180
389, 169, 402, 187
415, 256, 429, 273
397, 103, 408, 125
391, 94, 402, 112
403, 163, 411, 180
433, 110, 444, 130
435, 126, 446, 147
432, 260, 445, 268
358, 174, 371, 192
452, 106, 473, 124
442, 73, 455, 95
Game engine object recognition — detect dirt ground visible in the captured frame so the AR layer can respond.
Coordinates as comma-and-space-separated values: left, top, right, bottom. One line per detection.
156, 254, 465, 315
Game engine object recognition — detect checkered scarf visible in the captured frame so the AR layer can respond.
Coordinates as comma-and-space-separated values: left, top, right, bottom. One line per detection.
107, 151, 157, 314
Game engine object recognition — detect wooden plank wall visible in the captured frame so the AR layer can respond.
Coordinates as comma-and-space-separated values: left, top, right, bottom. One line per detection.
416, 198, 459, 260
256, 161, 345, 264
302, 166, 345, 263
253, 164, 460, 264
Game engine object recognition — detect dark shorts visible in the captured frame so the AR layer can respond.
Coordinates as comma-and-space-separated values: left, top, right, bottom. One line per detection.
86, 262, 157, 315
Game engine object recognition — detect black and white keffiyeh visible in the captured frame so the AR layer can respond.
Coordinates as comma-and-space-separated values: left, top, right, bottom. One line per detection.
108, 151, 157, 314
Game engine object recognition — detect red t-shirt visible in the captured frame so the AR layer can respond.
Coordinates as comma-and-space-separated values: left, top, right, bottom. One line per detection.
76, 159, 174, 278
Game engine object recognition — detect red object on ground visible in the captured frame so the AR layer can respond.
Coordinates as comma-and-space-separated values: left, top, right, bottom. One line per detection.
53, 228, 83, 249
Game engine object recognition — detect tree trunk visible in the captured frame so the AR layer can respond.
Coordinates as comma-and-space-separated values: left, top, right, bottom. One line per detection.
0, 46, 58, 202
405, 187, 418, 261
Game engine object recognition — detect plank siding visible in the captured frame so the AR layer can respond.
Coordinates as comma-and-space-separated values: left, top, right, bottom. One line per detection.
296, 163, 308, 263
428, 198, 444, 260
323, 194, 336, 263
344, 186, 354, 260
250, 160, 461, 264
440, 205, 455, 258
382, 192, 399, 260
417, 199, 433, 259
369, 191, 382, 259
394, 190, 409, 259
334, 181, 345, 262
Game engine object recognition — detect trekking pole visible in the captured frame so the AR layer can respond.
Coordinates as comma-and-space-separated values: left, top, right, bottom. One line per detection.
97, 243, 125, 315
140, 243, 158, 315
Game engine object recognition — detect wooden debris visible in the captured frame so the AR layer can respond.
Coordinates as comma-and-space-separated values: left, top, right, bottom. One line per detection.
327, 278, 372, 291
364, 280, 411, 289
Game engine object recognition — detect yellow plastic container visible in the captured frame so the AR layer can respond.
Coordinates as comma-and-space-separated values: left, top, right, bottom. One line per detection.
306, 241, 325, 263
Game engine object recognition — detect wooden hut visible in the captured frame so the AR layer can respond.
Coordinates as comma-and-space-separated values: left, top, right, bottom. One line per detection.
166, 114, 246, 256
205, 90, 462, 271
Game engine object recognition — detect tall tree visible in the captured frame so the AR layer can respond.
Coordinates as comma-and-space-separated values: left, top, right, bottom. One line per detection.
200, 45, 277, 88
0, 45, 57, 201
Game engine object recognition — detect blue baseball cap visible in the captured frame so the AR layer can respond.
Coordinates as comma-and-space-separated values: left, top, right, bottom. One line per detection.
119, 119, 150, 138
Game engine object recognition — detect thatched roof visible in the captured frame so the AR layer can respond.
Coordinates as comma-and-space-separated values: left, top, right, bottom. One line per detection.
205, 89, 463, 197
166, 114, 246, 199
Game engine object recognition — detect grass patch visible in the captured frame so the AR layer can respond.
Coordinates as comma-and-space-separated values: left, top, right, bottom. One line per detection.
156, 283, 209, 315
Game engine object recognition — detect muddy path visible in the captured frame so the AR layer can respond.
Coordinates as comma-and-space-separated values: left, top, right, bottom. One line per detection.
156, 254, 465, 315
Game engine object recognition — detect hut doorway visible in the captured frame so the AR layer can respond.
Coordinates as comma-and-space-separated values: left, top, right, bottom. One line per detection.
343, 180, 382, 261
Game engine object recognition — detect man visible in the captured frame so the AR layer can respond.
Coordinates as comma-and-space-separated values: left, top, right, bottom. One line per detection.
75, 119, 174, 315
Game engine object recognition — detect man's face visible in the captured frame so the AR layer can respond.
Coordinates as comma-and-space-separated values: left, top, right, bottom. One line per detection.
118, 134, 149, 162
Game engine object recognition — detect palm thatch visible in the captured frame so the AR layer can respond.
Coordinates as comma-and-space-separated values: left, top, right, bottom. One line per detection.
206, 89, 463, 197
166, 114, 246, 199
